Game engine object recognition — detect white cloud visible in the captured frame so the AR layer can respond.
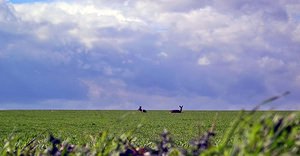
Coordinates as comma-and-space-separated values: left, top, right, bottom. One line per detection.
158, 51, 168, 58
295, 75, 300, 87
223, 53, 238, 62
81, 80, 103, 100
258, 56, 285, 71
0, 0, 17, 22
197, 56, 210, 66
292, 25, 300, 42
12, 1, 147, 48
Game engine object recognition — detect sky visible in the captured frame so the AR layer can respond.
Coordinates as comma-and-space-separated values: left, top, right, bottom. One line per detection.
0, 0, 300, 110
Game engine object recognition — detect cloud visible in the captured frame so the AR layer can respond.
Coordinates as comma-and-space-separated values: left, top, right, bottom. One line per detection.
0, 0, 17, 22
0, 0, 300, 110
197, 56, 211, 66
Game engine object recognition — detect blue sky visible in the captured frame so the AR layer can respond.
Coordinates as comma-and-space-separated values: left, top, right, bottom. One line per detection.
1, 0, 300, 110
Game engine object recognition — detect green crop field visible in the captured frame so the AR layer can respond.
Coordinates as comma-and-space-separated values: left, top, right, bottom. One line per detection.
0, 110, 294, 148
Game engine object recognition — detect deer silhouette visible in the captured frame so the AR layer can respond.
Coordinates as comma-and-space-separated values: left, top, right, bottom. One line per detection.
170, 105, 183, 113
138, 106, 147, 113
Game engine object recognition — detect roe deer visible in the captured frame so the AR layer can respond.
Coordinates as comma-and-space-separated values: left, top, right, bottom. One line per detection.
170, 105, 183, 113
138, 106, 147, 113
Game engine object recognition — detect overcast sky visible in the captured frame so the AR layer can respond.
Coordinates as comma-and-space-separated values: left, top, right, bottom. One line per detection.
1, 0, 300, 110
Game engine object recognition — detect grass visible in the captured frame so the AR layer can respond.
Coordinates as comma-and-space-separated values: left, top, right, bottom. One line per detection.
0, 110, 294, 148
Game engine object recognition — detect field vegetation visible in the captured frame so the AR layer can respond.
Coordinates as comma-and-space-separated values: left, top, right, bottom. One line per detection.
0, 110, 299, 155
0, 110, 247, 147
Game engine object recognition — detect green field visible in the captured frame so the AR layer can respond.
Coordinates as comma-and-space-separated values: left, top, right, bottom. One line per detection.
0, 110, 294, 147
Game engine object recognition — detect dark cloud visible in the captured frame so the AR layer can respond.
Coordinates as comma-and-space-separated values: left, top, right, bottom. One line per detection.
0, 0, 299, 109
0, 57, 87, 103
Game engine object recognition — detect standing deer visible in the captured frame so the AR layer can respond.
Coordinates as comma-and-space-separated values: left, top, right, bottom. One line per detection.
138, 106, 147, 113
170, 105, 183, 113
